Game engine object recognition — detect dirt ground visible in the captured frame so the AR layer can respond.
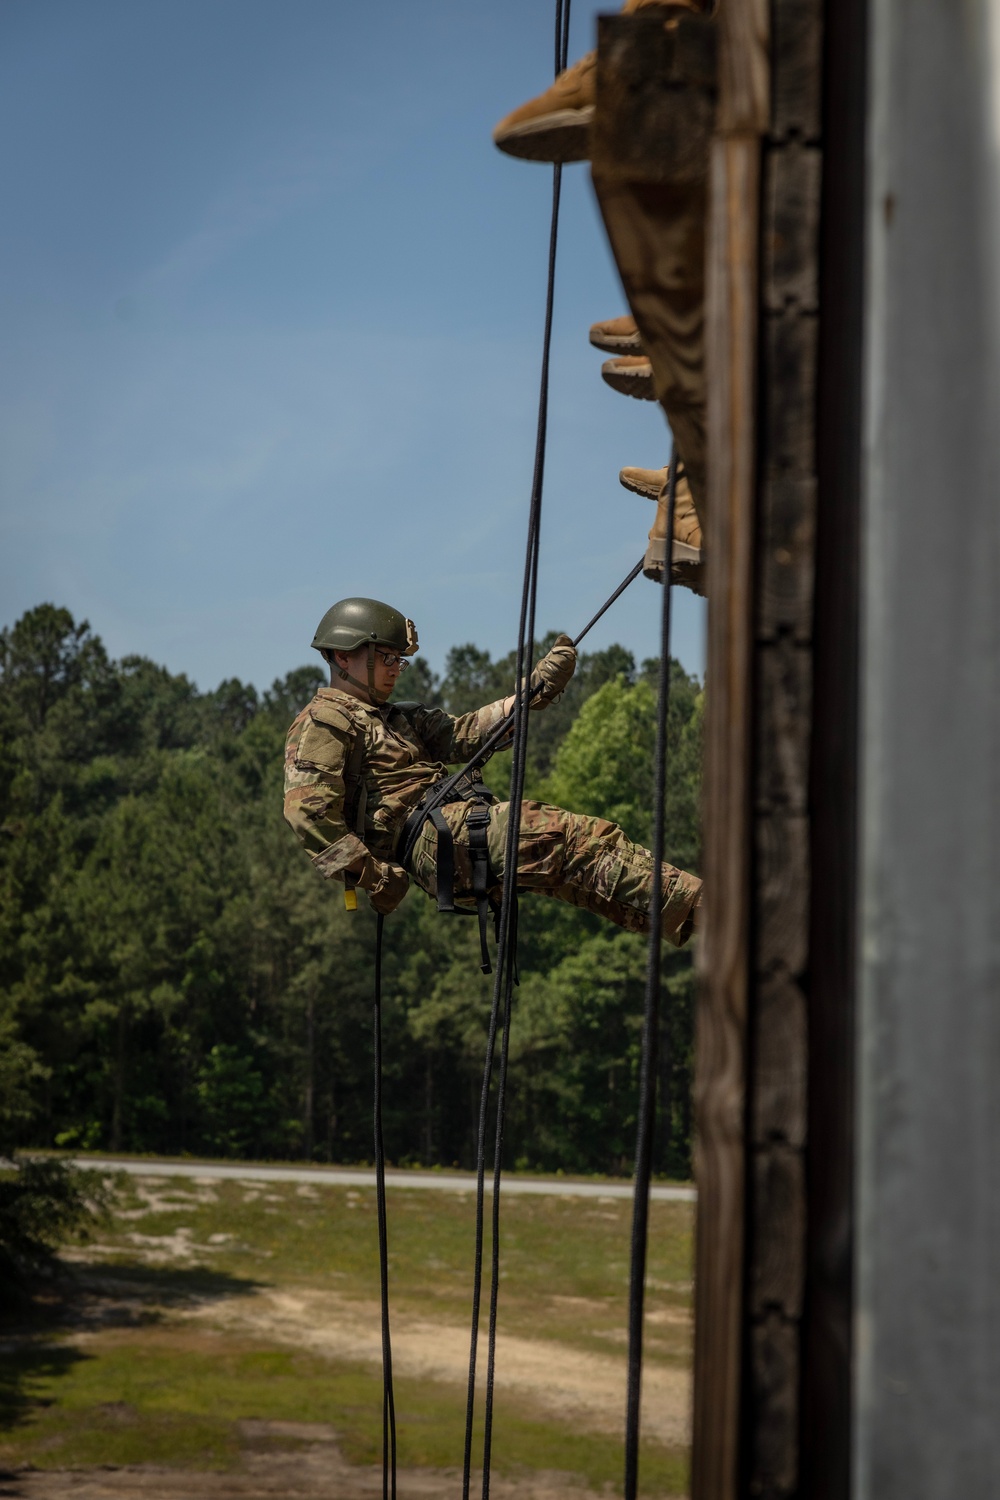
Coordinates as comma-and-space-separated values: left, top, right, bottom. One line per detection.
187, 1285, 691, 1448
67, 1177, 693, 1449
0, 1435, 614, 1500
2, 1177, 692, 1499
2, 1271, 689, 1500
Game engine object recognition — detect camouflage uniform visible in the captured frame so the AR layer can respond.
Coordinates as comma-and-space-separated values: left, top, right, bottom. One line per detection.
284, 687, 701, 947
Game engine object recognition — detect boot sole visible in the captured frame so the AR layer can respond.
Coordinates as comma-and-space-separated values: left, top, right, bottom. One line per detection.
601, 365, 658, 400
590, 328, 644, 354
673, 540, 702, 566
619, 469, 666, 500
671, 557, 706, 596
643, 540, 706, 595
493, 107, 594, 164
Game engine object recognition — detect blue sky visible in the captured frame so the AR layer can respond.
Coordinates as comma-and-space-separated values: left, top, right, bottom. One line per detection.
0, 0, 706, 693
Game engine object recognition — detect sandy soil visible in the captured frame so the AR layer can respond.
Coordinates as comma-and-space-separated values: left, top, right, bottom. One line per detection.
186, 1286, 691, 1450
13, 1176, 690, 1498
75, 1178, 692, 1448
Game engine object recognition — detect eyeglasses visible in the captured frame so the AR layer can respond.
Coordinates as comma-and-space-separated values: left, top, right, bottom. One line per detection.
375, 650, 410, 671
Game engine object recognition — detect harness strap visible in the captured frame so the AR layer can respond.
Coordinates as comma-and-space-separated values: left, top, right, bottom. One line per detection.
427, 808, 457, 912
466, 801, 495, 976
426, 802, 495, 975
343, 723, 368, 835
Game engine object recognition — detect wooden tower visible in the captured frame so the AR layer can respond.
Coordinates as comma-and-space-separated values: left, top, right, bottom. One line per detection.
592, 0, 1000, 1494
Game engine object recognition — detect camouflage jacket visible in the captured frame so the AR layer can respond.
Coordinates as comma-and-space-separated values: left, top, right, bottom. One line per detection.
283, 687, 512, 880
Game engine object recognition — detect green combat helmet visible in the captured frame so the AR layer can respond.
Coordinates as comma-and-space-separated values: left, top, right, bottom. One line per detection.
312, 597, 418, 705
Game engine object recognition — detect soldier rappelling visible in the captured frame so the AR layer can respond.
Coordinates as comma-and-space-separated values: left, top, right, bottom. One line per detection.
283, 596, 702, 952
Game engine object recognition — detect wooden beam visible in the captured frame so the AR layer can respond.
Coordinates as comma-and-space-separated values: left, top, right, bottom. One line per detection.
591, 6, 837, 1493
693, 124, 761, 1500
590, 8, 717, 516
742, 0, 823, 1489
800, 0, 865, 1490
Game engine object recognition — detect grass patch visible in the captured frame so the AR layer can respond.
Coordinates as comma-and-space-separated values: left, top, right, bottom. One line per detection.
0, 1327, 688, 1494
90, 1175, 693, 1365
1, 1173, 693, 1494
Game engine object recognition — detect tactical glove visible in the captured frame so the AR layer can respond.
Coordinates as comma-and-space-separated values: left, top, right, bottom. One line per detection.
529, 634, 577, 707
357, 855, 410, 915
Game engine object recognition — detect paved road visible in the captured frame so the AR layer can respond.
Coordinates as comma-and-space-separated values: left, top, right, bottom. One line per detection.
76, 1157, 696, 1202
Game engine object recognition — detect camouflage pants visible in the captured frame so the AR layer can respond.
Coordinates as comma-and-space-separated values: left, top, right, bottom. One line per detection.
405, 799, 701, 948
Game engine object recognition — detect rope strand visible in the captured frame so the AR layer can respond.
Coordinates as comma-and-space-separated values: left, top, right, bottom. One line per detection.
463, 7, 571, 1497
373, 914, 397, 1500
623, 453, 678, 1500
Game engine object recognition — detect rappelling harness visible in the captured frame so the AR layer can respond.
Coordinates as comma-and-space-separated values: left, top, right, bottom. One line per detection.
340, 548, 644, 979
341, 723, 497, 975
339, 715, 499, 976
394, 552, 645, 975
400, 769, 499, 974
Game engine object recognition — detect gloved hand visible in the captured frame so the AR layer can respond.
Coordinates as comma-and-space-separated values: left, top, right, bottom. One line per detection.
529, 633, 577, 707
357, 855, 410, 914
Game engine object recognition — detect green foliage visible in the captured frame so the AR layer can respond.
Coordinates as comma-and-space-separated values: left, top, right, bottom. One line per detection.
0, 605, 702, 1177
196, 1046, 270, 1156
0, 1156, 114, 1304
543, 663, 702, 868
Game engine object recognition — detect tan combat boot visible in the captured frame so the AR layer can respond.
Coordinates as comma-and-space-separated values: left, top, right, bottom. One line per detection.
622, 465, 704, 594
601, 355, 657, 401
589, 314, 643, 354
493, 51, 595, 163
620, 464, 668, 499
493, 0, 707, 163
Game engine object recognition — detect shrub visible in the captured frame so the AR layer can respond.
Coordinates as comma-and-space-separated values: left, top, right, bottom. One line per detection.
0, 1155, 116, 1306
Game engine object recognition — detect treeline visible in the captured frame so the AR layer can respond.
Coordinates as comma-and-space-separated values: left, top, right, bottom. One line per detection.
0, 605, 701, 1177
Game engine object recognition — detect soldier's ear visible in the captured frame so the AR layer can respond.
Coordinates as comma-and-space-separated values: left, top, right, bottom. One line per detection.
323, 649, 349, 681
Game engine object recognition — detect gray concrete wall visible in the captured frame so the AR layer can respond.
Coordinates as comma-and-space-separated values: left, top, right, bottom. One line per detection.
857, 0, 1000, 1493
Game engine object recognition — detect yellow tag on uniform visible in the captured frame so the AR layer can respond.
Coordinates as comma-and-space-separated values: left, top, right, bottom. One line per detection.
344, 887, 358, 912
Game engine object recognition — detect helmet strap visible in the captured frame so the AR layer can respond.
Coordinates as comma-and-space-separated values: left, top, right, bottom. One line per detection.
332, 645, 390, 706
366, 642, 391, 706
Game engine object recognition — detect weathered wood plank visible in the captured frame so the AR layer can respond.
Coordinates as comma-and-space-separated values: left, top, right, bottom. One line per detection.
716, 0, 769, 135
751, 974, 808, 1147
763, 142, 822, 311
692, 125, 761, 1500
754, 641, 812, 812
591, 177, 709, 510
749, 1311, 801, 1494
771, 0, 823, 140
742, 0, 824, 1469
756, 812, 810, 976
749, 1146, 807, 1317
592, 10, 716, 184
760, 310, 818, 476
799, 0, 863, 1488
757, 477, 817, 641
704, 1, 818, 1493
591, 10, 717, 517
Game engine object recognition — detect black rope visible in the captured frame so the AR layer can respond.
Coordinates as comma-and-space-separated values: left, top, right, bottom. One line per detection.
623, 453, 678, 1500
377, 558, 643, 1500
381, 537, 645, 1500
372, 913, 397, 1500
572, 558, 644, 648
462, 6, 571, 1498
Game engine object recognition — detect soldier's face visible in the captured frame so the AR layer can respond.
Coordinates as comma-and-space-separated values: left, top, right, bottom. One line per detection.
337, 645, 401, 700
370, 650, 402, 697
